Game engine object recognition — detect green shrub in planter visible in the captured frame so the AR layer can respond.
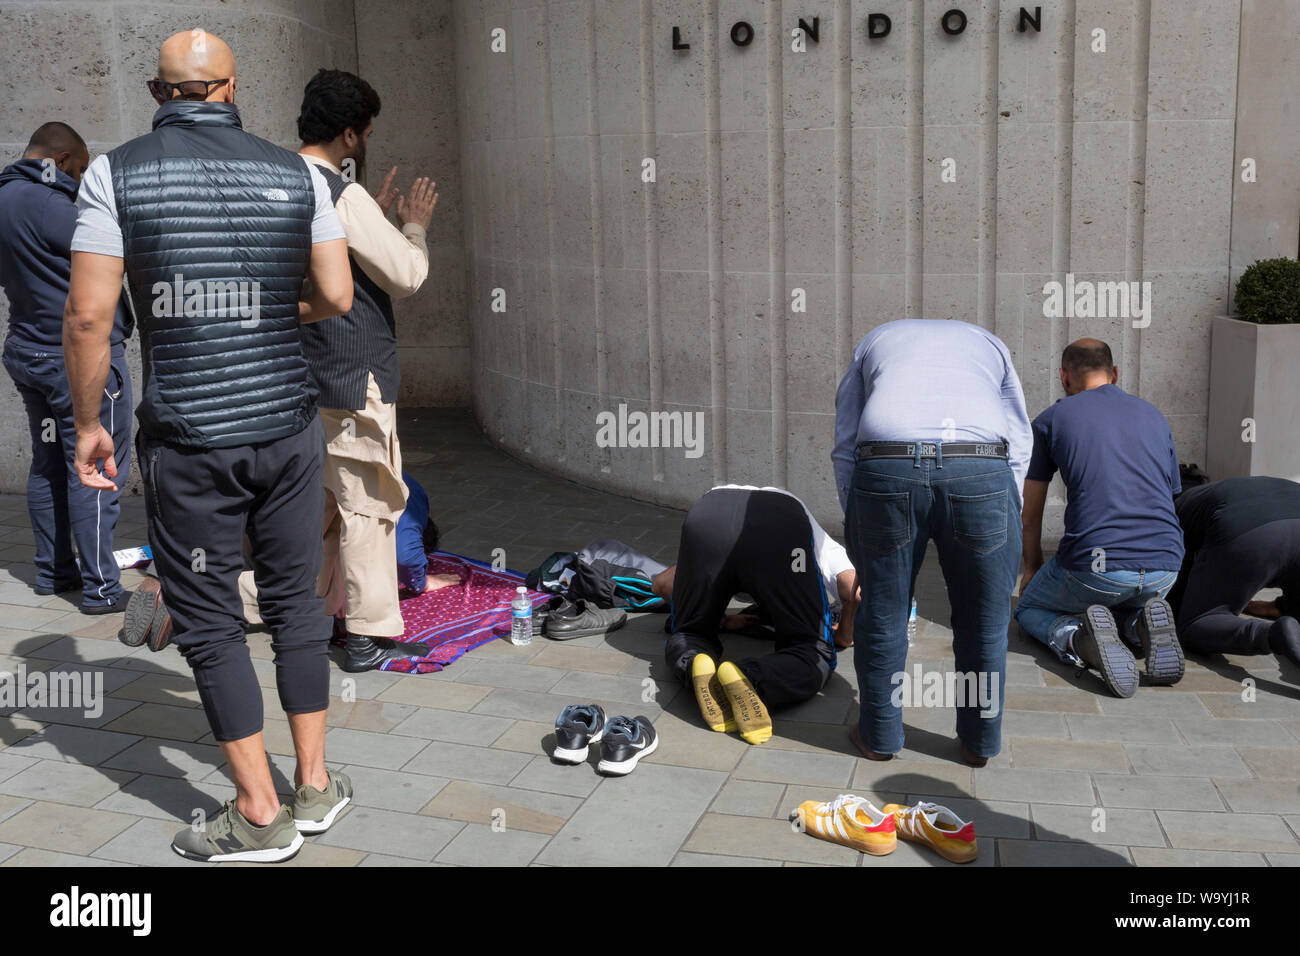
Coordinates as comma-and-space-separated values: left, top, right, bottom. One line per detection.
1234, 257, 1300, 324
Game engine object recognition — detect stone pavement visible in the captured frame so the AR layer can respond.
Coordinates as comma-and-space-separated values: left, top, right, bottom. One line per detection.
0, 408, 1297, 867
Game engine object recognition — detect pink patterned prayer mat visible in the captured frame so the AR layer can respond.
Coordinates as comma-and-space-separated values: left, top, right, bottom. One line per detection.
378, 552, 550, 674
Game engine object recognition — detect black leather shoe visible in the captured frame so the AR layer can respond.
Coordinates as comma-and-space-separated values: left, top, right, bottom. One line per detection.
342, 634, 432, 672
960, 742, 989, 768
532, 595, 569, 632
544, 600, 627, 640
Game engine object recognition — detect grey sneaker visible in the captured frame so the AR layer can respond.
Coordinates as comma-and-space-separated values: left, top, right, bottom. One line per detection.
292, 769, 352, 833
171, 800, 302, 863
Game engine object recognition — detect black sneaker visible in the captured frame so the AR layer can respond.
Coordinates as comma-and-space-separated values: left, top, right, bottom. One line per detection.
553, 704, 606, 764
1072, 605, 1138, 698
544, 599, 627, 641
34, 579, 80, 597
81, 590, 131, 616
596, 715, 658, 776
1135, 597, 1183, 685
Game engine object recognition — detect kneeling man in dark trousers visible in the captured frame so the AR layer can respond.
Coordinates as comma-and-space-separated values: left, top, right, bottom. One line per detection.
1170, 474, 1300, 668
664, 485, 859, 745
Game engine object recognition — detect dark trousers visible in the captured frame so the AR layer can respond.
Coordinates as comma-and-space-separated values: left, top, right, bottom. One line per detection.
846, 454, 1020, 758
3, 340, 130, 607
139, 416, 330, 742
1174, 518, 1300, 654
666, 488, 834, 710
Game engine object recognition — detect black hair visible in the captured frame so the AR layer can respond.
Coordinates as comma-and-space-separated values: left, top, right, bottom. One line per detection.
1061, 340, 1114, 377
422, 518, 441, 555
296, 69, 381, 145
24, 121, 86, 157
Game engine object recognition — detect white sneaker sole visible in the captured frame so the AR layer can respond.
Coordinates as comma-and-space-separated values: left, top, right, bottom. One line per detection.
596, 734, 658, 775
294, 795, 350, 833
552, 744, 589, 763
172, 832, 304, 863
552, 725, 605, 764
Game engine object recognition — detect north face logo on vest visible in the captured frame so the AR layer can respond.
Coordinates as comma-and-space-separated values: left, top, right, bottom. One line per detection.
262, 188, 289, 201
151, 273, 262, 328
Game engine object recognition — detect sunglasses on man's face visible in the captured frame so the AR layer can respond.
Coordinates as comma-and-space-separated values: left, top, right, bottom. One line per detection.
147, 77, 229, 104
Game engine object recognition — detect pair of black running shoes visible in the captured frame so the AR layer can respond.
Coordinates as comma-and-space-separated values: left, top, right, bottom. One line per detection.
553, 705, 656, 776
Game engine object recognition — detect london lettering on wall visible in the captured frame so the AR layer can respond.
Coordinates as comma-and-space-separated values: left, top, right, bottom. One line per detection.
671, 7, 1043, 51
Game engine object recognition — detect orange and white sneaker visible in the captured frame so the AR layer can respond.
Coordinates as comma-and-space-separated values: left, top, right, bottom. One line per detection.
883, 801, 978, 863
789, 794, 896, 856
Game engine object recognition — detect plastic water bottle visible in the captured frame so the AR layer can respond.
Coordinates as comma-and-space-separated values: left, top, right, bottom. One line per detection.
907, 598, 917, 647
510, 586, 533, 646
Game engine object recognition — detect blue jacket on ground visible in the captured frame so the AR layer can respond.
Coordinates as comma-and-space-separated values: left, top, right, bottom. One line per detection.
396, 471, 431, 593
0, 158, 131, 349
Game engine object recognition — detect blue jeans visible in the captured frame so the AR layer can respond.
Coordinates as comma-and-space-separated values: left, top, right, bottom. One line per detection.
2, 340, 131, 606
846, 454, 1021, 758
1014, 557, 1178, 664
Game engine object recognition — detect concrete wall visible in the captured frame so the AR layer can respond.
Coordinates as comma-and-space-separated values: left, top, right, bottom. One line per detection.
0, 0, 470, 495
355, 0, 470, 407
452, 0, 1282, 531
0, 0, 357, 494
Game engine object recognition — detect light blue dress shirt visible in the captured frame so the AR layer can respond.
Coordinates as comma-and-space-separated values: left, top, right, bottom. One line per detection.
832, 319, 1033, 511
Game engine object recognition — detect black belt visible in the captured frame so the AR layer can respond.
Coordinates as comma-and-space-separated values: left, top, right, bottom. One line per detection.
856, 441, 1009, 461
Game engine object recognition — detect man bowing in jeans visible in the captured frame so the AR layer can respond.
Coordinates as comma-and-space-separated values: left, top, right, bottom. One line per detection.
833, 319, 1032, 767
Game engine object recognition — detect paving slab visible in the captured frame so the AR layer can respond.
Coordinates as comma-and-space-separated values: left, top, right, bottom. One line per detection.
1157, 809, 1299, 853
388, 707, 516, 745
1029, 803, 1166, 847
436, 823, 551, 866
732, 747, 856, 789
1123, 744, 1253, 778
537, 764, 726, 867
973, 768, 1095, 806
682, 811, 859, 866
321, 727, 431, 770
401, 739, 532, 784
420, 779, 581, 834
1010, 738, 1129, 773
337, 765, 451, 814
1092, 774, 1227, 811
315, 805, 464, 861
0, 801, 136, 855
995, 839, 1132, 866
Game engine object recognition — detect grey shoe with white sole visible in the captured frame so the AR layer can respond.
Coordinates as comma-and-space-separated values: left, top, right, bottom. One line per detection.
292, 769, 353, 833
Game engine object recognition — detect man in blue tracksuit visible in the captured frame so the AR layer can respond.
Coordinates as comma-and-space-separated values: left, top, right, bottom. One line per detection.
0, 123, 134, 612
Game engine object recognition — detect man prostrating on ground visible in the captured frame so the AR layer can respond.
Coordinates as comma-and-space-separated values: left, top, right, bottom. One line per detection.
662, 485, 859, 745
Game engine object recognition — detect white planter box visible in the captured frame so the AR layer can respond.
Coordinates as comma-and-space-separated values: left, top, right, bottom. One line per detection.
1206, 316, 1300, 482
